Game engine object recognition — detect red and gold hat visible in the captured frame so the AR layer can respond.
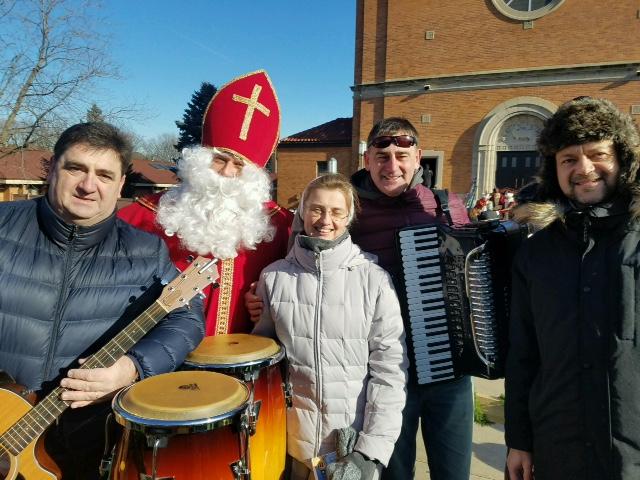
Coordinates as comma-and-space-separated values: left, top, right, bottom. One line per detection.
201, 70, 280, 168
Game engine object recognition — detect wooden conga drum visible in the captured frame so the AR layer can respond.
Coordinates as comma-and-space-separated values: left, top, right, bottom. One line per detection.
110, 370, 250, 479
184, 334, 287, 480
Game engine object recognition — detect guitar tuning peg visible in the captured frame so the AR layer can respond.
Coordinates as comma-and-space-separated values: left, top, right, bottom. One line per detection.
187, 255, 195, 263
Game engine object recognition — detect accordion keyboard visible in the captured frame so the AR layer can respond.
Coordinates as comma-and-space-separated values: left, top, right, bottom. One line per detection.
398, 226, 456, 384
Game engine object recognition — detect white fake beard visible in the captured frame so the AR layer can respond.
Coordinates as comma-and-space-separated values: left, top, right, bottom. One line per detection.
157, 146, 275, 259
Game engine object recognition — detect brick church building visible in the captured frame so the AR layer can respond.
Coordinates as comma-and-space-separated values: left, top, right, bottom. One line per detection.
276, 0, 640, 208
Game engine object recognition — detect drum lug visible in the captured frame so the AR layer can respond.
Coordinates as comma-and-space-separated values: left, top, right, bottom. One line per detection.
246, 400, 262, 435
284, 382, 293, 408
99, 450, 112, 479
231, 459, 251, 479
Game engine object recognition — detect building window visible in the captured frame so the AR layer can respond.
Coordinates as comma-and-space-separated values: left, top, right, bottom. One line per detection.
491, 0, 565, 20
317, 160, 329, 174
316, 158, 338, 175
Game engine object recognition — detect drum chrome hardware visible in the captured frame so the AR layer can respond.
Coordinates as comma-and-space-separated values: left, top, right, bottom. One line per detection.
283, 382, 293, 408
231, 459, 250, 479
246, 400, 261, 435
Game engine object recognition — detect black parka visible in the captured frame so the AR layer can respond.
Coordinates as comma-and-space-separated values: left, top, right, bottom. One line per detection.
0, 197, 205, 392
505, 198, 640, 480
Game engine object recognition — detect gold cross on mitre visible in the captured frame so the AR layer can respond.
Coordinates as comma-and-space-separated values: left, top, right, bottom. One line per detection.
232, 84, 271, 141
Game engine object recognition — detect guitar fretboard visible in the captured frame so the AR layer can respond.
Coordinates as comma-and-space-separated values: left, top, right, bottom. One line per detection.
0, 302, 166, 456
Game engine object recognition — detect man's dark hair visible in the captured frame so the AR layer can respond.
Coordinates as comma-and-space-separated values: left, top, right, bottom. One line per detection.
537, 97, 640, 200
53, 122, 133, 175
367, 117, 420, 146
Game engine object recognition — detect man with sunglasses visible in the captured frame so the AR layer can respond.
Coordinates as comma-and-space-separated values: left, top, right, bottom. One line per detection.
350, 117, 472, 480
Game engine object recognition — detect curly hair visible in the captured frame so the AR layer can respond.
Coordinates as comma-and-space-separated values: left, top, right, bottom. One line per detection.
536, 97, 640, 200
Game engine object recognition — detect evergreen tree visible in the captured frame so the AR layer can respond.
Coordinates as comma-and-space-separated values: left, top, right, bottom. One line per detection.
86, 103, 105, 123
175, 82, 217, 151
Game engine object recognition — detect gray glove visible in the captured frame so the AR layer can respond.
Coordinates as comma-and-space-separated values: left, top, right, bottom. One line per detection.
335, 426, 358, 457
326, 427, 377, 480
325, 451, 377, 480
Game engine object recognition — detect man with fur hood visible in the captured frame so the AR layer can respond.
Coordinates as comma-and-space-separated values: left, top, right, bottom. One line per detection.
505, 97, 640, 480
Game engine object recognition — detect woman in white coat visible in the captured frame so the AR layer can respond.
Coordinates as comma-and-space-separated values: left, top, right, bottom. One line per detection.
253, 174, 408, 480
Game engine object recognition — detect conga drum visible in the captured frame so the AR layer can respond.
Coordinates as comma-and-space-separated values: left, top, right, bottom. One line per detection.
183, 334, 287, 480
110, 370, 251, 480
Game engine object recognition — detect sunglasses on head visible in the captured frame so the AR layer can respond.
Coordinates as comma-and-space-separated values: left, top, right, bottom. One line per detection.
368, 135, 417, 149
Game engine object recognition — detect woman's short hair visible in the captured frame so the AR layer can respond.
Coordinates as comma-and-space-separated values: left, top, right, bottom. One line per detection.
301, 173, 360, 225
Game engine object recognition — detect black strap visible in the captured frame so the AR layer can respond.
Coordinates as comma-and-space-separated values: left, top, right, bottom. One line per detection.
432, 188, 453, 225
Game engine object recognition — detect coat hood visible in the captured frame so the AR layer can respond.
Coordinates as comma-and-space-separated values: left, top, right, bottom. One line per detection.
512, 192, 640, 232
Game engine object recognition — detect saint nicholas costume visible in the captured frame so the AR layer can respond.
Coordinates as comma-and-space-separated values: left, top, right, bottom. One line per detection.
119, 71, 292, 335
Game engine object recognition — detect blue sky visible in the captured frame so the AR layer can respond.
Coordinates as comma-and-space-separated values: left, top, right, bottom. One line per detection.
98, 1, 356, 140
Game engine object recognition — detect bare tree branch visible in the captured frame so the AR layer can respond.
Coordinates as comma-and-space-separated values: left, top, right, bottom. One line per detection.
0, 0, 121, 147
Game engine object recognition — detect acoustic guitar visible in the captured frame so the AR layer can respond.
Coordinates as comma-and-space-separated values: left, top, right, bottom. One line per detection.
0, 256, 219, 480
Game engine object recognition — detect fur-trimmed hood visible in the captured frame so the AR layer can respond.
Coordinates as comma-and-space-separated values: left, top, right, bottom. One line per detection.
512, 192, 640, 232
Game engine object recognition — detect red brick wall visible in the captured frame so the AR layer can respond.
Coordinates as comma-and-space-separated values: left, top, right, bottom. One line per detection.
358, 0, 640, 83
275, 146, 352, 209
382, 83, 639, 193
352, 0, 640, 194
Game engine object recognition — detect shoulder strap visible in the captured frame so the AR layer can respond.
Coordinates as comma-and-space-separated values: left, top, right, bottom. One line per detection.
431, 188, 453, 225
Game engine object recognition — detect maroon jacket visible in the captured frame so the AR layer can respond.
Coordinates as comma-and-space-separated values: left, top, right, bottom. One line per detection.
350, 168, 469, 384
350, 168, 469, 289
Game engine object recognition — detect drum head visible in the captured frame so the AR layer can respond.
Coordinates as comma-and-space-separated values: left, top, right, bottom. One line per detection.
186, 334, 282, 367
114, 371, 249, 427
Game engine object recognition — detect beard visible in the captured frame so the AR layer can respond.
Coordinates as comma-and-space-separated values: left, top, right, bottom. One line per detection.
156, 146, 275, 259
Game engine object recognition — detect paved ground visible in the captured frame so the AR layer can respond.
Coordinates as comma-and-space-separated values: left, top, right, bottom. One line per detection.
414, 378, 507, 480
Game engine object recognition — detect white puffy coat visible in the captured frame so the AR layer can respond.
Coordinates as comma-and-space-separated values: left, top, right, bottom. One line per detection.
253, 235, 408, 466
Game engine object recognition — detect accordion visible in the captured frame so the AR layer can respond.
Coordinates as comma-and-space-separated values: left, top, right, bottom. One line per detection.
396, 220, 528, 384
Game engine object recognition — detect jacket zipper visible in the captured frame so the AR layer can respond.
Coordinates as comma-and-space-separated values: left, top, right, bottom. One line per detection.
42, 225, 77, 382
313, 251, 323, 457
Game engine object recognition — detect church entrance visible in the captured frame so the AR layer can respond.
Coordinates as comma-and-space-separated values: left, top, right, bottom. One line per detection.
493, 114, 544, 190
495, 151, 541, 189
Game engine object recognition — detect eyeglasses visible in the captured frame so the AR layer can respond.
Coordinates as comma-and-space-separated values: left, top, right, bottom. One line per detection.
306, 206, 349, 222
368, 135, 417, 149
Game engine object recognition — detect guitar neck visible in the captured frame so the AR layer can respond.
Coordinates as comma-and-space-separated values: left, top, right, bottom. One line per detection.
0, 255, 218, 459
0, 300, 168, 456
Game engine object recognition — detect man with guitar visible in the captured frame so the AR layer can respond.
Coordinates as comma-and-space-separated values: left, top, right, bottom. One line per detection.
0, 122, 205, 479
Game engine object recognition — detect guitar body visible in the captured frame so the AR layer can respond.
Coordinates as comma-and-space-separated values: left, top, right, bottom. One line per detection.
0, 387, 60, 480
0, 257, 218, 480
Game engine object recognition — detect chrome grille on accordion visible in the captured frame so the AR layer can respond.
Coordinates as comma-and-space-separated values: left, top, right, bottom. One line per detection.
397, 219, 527, 384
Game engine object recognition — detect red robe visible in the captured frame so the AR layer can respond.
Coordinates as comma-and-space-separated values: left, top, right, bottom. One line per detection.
117, 193, 292, 335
